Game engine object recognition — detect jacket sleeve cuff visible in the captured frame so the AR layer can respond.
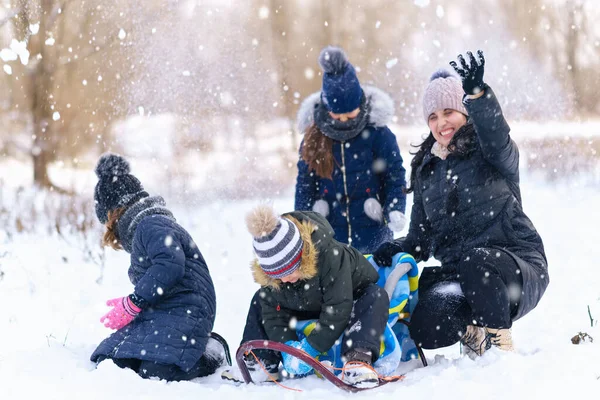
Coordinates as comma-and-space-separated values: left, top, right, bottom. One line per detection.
129, 293, 149, 309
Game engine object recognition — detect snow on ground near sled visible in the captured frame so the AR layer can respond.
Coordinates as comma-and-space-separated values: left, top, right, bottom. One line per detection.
1, 180, 599, 400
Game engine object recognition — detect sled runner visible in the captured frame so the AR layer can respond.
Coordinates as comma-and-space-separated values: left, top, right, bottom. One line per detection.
235, 340, 404, 392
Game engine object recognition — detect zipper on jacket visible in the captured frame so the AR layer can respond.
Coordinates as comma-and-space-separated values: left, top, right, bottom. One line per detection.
340, 141, 352, 244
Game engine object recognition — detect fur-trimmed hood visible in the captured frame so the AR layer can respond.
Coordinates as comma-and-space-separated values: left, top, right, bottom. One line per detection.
296, 85, 395, 134
251, 215, 318, 290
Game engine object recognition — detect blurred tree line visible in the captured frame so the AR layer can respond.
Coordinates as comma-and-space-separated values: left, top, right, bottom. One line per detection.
0, 0, 599, 189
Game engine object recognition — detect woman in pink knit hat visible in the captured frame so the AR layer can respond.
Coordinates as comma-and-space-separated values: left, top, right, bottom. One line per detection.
373, 50, 549, 358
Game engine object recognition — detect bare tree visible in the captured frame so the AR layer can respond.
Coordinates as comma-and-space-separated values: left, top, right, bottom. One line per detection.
564, 1, 586, 111
3, 0, 123, 189
266, 0, 292, 119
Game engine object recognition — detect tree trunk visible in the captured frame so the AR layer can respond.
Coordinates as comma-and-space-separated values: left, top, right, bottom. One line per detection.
29, 0, 58, 189
565, 4, 582, 111
31, 85, 53, 188
33, 146, 52, 188
31, 76, 54, 189
268, 0, 297, 151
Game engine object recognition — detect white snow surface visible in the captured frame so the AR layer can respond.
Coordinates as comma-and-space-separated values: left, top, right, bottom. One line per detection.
1, 179, 599, 399
432, 281, 464, 297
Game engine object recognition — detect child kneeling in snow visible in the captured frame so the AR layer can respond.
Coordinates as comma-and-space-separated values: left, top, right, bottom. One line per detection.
222, 205, 390, 388
90, 153, 224, 381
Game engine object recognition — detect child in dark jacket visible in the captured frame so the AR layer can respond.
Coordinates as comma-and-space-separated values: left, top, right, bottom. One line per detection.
222, 205, 390, 388
373, 51, 549, 357
90, 153, 224, 381
295, 46, 407, 254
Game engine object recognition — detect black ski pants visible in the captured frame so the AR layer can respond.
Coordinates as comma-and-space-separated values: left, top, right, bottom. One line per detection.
409, 247, 524, 349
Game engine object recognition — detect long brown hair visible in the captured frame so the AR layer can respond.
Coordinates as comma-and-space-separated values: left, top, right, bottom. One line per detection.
301, 124, 334, 179
406, 133, 436, 194
102, 207, 127, 250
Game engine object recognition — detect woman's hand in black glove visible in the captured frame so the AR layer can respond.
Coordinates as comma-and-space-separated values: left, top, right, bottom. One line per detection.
449, 50, 486, 95
372, 241, 403, 267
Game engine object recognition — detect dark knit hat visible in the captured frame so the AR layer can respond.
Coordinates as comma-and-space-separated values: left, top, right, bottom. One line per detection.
422, 69, 468, 123
246, 205, 303, 279
318, 46, 363, 114
94, 153, 149, 224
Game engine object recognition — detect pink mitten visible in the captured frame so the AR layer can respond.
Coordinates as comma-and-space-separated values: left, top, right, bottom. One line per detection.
100, 296, 141, 330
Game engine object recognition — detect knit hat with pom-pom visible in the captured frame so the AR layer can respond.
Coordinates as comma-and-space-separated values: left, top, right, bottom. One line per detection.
319, 46, 363, 114
246, 205, 304, 279
422, 69, 468, 123
93, 153, 149, 224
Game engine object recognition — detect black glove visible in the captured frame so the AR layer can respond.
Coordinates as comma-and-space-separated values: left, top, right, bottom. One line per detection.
372, 241, 403, 267
449, 50, 486, 95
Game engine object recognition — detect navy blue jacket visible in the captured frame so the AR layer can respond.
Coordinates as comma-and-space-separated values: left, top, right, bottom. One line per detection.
295, 86, 407, 254
395, 86, 548, 320
91, 215, 216, 371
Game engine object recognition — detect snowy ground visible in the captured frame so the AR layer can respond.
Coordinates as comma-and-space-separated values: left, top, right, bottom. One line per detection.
1, 176, 599, 400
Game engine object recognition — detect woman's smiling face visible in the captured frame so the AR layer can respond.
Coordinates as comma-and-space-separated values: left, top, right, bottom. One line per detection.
427, 109, 467, 147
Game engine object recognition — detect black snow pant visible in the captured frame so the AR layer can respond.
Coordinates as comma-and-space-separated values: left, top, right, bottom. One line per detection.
96, 352, 222, 381
409, 247, 524, 349
241, 284, 389, 365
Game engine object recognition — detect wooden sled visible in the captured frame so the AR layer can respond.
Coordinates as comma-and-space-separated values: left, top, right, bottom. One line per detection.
235, 339, 408, 392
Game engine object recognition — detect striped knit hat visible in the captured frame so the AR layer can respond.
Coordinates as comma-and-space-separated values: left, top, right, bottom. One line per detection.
422, 69, 468, 123
246, 205, 304, 279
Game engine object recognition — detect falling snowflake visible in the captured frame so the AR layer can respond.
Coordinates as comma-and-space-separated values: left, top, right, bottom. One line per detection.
304, 67, 315, 80
385, 58, 398, 69
289, 317, 297, 329
258, 6, 269, 19
436, 5, 445, 18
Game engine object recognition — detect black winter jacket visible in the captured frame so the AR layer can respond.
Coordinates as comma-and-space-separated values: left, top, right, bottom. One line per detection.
393, 85, 548, 320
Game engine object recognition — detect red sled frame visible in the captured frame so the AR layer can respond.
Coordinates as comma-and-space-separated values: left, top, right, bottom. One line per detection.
236, 340, 408, 392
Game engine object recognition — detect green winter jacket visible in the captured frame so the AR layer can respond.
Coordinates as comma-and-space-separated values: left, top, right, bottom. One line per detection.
252, 211, 379, 353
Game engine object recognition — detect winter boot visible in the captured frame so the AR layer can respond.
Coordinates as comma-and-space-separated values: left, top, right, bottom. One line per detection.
485, 328, 514, 352
221, 356, 281, 384
460, 325, 490, 359
203, 332, 231, 368
209, 332, 232, 366
341, 350, 379, 388
189, 332, 231, 378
